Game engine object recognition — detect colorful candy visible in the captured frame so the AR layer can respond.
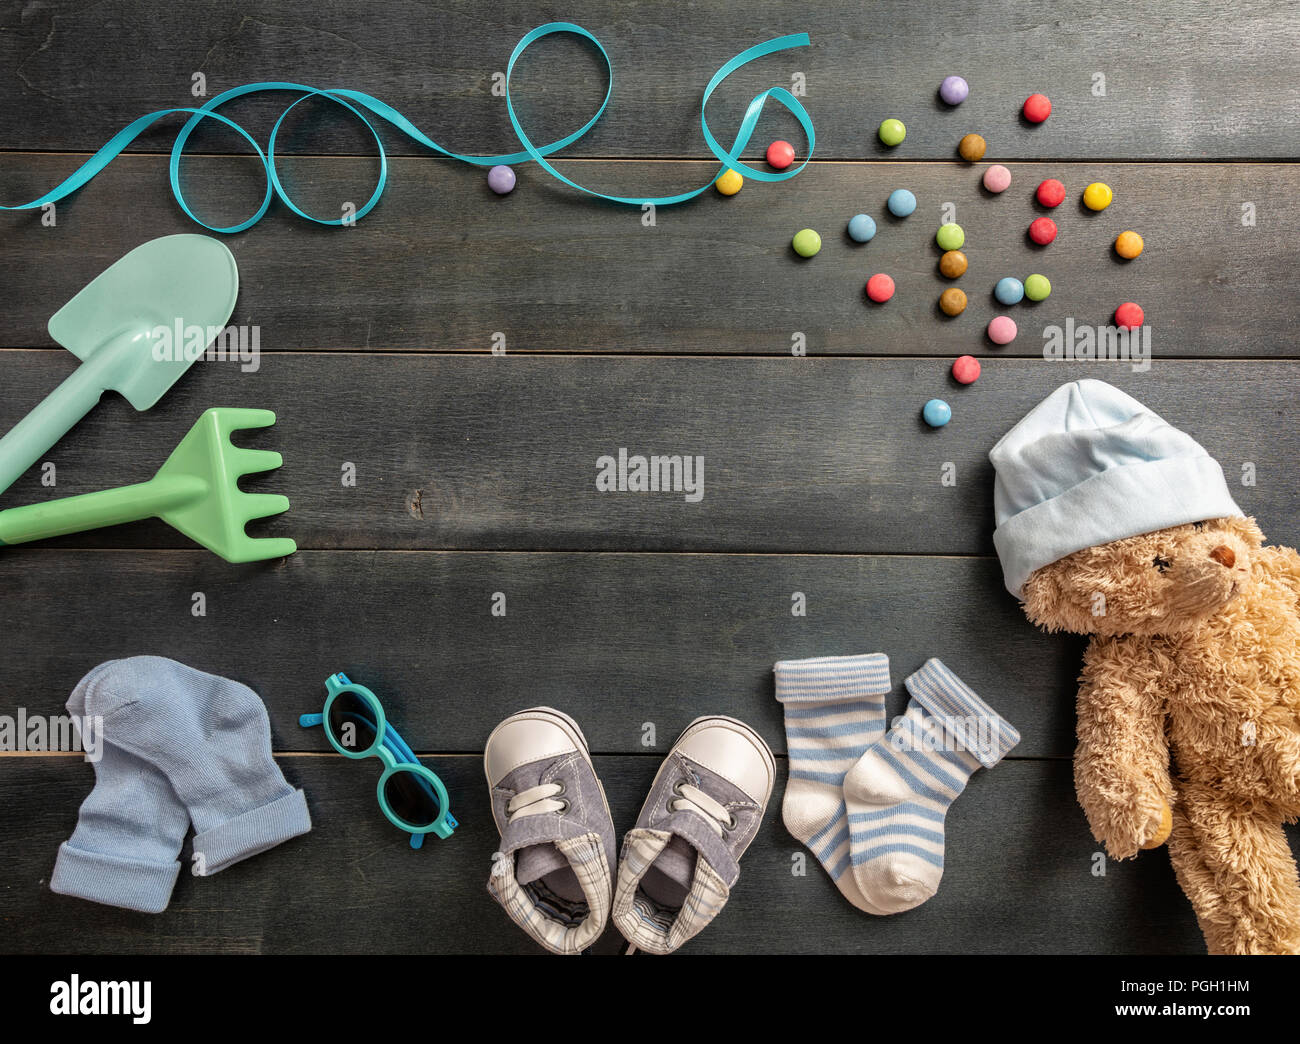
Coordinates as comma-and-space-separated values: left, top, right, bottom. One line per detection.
866, 273, 896, 302
848, 214, 878, 242
936, 223, 965, 251
939, 76, 970, 105
792, 228, 822, 257
952, 355, 981, 384
1083, 182, 1113, 211
1028, 217, 1058, 245
1036, 179, 1065, 208
715, 168, 743, 196
1024, 273, 1052, 301
983, 165, 1011, 193
939, 250, 968, 278
879, 118, 906, 146
887, 189, 917, 217
958, 133, 987, 162
488, 165, 516, 194
939, 288, 968, 316
995, 277, 1024, 305
988, 315, 1018, 344
1115, 302, 1144, 330
1023, 93, 1052, 123
923, 399, 952, 427
766, 140, 796, 170
1115, 230, 1144, 259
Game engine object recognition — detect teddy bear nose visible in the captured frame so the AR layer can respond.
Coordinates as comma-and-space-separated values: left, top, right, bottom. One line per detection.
1209, 545, 1235, 569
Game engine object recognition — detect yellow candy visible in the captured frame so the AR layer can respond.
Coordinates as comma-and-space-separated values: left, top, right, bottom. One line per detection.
715, 169, 743, 196
1083, 182, 1113, 211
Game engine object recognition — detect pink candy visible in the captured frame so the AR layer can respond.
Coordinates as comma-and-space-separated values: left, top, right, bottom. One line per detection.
988, 316, 1018, 344
982, 165, 1011, 193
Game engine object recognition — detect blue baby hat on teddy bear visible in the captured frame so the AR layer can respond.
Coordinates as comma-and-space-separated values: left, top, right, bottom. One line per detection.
989, 379, 1243, 598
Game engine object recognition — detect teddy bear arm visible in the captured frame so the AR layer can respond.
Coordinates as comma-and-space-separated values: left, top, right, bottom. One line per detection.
1075, 649, 1174, 860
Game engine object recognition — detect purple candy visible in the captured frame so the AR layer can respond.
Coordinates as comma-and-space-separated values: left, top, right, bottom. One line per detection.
487, 165, 516, 195
939, 75, 969, 105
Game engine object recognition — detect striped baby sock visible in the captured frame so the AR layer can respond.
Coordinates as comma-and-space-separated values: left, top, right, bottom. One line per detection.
844, 658, 1020, 914
775, 652, 892, 914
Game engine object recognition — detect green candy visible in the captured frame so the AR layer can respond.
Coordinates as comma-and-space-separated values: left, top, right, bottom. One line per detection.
1025, 273, 1052, 301
878, 118, 906, 146
792, 228, 822, 258
936, 223, 965, 251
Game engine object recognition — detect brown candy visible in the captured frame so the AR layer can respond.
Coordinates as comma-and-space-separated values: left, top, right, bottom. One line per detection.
958, 133, 986, 162
939, 250, 968, 278
939, 288, 968, 316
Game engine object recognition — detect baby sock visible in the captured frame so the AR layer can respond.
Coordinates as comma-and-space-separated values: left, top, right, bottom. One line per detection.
775, 652, 892, 914
50, 661, 192, 913
83, 656, 311, 876
844, 658, 1020, 914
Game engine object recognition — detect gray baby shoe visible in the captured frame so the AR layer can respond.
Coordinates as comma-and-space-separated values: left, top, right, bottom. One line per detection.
611, 715, 775, 954
485, 707, 617, 955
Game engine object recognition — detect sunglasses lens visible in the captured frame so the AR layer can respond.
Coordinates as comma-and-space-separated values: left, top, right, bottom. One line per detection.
326, 690, 380, 754
384, 768, 441, 828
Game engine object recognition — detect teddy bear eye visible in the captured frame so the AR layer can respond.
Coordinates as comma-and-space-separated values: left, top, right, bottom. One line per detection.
1152, 554, 1172, 573
1192, 521, 1206, 531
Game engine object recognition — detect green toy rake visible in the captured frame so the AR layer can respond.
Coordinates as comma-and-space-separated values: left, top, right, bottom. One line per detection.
0, 408, 295, 563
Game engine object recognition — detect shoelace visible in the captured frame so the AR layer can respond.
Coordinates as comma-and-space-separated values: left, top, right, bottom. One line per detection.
671, 782, 735, 837
506, 782, 567, 822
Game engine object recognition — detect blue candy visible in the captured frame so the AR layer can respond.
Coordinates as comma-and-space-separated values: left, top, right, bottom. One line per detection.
847, 213, 877, 242
923, 398, 952, 427
995, 277, 1025, 305
887, 189, 916, 217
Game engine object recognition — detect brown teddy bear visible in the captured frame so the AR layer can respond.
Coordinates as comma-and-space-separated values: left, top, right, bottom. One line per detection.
990, 380, 1300, 955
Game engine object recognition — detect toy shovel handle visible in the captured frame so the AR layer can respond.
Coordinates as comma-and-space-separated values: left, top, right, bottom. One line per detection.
0, 475, 201, 547
0, 361, 108, 497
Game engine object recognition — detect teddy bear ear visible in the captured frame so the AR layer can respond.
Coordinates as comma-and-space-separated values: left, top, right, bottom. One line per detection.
1219, 515, 1265, 546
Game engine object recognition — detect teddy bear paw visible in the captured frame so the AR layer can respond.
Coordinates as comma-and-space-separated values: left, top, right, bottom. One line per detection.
1140, 801, 1173, 849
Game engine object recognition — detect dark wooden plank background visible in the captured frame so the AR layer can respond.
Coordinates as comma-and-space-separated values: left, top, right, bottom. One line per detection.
0, 357, 1292, 553
1, 0, 1297, 955
3, 0, 1298, 160
0, 550, 1089, 757
1, 158, 1295, 355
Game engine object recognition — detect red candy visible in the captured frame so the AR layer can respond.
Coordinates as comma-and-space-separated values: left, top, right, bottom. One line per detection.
952, 355, 981, 385
1115, 302, 1145, 330
766, 140, 796, 170
865, 273, 895, 303
1023, 93, 1052, 123
1028, 217, 1058, 245
1036, 179, 1065, 208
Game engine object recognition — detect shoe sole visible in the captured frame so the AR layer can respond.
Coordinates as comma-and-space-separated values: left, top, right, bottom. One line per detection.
484, 706, 614, 830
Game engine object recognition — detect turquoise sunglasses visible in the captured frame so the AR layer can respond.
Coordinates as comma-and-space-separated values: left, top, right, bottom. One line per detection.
300, 673, 457, 848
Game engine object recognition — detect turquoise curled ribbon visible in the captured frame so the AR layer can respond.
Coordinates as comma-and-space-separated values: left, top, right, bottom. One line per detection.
2, 22, 813, 233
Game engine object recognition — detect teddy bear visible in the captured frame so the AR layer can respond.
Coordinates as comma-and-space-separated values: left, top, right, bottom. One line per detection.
989, 379, 1300, 955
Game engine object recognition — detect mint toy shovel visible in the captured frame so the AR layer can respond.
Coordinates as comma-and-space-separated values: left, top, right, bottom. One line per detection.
0, 408, 295, 563
0, 235, 238, 496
